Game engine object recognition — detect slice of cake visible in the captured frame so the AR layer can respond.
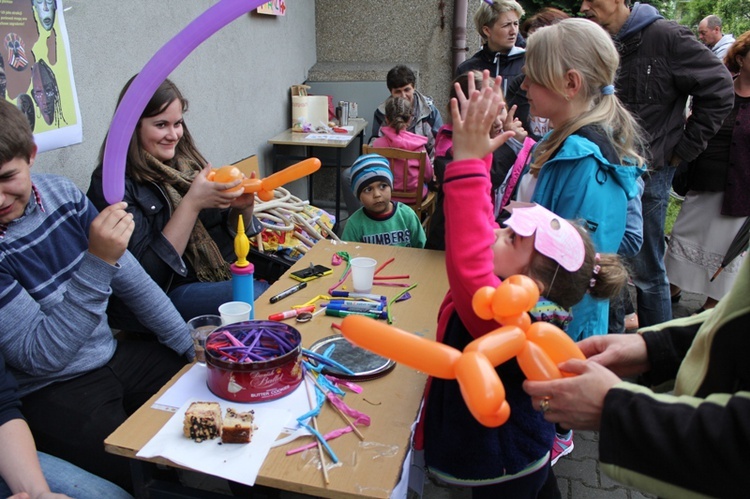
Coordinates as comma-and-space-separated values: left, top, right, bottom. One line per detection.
221, 407, 256, 444
183, 401, 222, 443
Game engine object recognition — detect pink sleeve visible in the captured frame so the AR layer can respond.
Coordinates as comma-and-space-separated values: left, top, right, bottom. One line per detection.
372, 136, 388, 148
442, 158, 502, 339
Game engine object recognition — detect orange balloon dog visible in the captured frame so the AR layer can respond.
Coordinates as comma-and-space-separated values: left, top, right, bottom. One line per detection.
339, 274, 584, 427
209, 157, 321, 201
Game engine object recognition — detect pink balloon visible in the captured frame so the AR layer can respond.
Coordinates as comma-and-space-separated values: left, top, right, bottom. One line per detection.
102, 0, 266, 203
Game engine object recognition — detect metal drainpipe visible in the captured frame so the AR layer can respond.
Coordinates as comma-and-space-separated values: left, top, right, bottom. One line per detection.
452, 0, 469, 75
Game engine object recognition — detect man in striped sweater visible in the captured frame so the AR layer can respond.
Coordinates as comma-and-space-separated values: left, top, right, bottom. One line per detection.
0, 99, 193, 491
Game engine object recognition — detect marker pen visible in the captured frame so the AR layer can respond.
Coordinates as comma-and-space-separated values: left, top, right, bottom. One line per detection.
325, 308, 386, 319
268, 305, 315, 321
330, 290, 385, 301
326, 304, 385, 315
327, 300, 383, 311
269, 282, 307, 304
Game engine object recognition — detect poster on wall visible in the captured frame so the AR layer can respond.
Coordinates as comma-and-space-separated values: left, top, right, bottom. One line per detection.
257, 0, 286, 16
0, 0, 82, 152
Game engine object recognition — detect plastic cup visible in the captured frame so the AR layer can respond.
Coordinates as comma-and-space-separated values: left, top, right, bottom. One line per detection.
219, 301, 253, 325
187, 314, 222, 365
350, 257, 377, 293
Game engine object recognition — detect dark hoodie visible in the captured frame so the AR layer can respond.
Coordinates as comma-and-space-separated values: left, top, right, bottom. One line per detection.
456, 45, 526, 94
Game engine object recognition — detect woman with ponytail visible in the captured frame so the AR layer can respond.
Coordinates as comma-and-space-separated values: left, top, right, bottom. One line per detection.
515, 18, 646, 340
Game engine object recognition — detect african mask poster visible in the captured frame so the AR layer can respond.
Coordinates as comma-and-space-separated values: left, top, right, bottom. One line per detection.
0, 0, 81, 152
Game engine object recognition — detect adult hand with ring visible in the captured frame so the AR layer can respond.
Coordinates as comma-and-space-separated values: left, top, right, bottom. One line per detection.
524, 358, 621, 430
540, 397, 551, 413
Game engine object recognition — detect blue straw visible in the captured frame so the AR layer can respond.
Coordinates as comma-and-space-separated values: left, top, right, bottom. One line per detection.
302, 348, 356, 375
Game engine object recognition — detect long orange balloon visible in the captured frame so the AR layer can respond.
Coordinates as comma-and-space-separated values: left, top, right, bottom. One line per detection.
525, 322, 585, 377
339, 315, 462, 379
261, 158, 321, 191
464, 327, 525, 366
211, 166, 246, 193
210, 157, 321, 195
456, 351, 506, 418
516, 341, 563, 381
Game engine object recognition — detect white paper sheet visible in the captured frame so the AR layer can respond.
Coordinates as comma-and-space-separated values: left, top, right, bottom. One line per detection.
138, 398, 289, 486
305, 133, 352, 141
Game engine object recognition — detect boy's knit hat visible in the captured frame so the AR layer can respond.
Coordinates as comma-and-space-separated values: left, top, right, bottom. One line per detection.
350, 154, 393, 198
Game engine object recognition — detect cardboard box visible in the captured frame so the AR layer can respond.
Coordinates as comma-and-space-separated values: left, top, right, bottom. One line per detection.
291, 85, 329, 132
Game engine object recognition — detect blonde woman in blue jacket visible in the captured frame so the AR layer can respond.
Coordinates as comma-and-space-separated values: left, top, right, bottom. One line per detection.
516, 19, 646, 340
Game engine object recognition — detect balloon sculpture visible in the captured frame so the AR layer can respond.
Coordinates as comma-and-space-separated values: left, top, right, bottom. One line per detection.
102, 0, 268, 204
338, 275, 585, 427
208, 157, 321, 201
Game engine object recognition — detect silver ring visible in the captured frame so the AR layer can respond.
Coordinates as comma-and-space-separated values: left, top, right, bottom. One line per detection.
540, 398, 550, 413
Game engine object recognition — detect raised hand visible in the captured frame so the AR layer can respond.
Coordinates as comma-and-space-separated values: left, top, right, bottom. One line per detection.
451, 70, 515, 162
502, 104, 528, 142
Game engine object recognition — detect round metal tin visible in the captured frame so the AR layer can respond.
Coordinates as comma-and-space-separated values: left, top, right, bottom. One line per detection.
308, 334, 395, 380
205, 320, 303, 402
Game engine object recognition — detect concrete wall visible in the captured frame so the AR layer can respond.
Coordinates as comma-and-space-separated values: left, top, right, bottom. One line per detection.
300, 1, 486, 211
311, 0, 485, 118
33, 0, 317, 192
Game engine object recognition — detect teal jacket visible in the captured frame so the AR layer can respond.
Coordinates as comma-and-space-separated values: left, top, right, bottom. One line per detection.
531, 129, 644, 339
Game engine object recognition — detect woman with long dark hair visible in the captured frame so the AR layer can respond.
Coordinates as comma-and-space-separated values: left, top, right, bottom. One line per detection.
88, 77, 268, 332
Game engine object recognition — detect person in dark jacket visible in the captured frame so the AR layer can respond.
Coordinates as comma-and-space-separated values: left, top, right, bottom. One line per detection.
369, 64, 442, 155
456, 0, 526, 94
344, 65, 443, 215
580, 0, 735, 328
524, 253, 750, 499
666, 31, 750, 313
88, 77, 269, 332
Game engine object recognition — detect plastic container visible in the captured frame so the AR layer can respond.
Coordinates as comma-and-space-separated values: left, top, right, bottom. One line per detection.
205, 320, 302, 402
230, 262, 255, 319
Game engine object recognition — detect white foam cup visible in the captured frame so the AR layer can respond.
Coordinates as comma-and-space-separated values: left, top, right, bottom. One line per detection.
350, 257, 377, 294
218, 301, 252, 325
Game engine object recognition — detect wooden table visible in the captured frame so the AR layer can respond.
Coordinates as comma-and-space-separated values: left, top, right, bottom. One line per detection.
268, 119, 368, 228
105, 239, 448, 498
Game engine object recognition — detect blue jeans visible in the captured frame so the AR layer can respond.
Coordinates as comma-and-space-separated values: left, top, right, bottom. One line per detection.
21, 341, 187, 492
627, 167, 674, 328
110, 278, 270, 333
168, 278, 270, 321
0, 452, 133, 499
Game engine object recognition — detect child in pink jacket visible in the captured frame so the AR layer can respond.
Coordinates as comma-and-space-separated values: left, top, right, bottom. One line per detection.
372, 96, 434, 203
415, 71, 628, 497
